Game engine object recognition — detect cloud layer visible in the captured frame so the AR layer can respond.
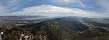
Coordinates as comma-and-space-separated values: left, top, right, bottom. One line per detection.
0, 0, 109, 18
0, 0, 21, 13
58, 0, 79, 3
96, 0, 109, 12
10, 5, 104, 17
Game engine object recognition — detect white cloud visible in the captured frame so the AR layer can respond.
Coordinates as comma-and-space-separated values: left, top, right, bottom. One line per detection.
96, 0, 109, 12
8, 0, 21, 6
10, 5, 103, 17
53, 0, 86, 9
78, 1, 85, 8
0, 0, 21, 13
0, 5, 8, 13
58, 0, 79, 3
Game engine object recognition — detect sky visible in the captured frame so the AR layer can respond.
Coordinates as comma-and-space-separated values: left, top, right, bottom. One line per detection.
0, 0, 109, 17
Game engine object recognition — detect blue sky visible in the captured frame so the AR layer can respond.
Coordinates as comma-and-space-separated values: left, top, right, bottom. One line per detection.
0, 0, 109, 17
0, 0, 104, 12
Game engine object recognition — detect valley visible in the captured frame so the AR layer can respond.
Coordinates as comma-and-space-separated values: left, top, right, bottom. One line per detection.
0, 16, 109, 40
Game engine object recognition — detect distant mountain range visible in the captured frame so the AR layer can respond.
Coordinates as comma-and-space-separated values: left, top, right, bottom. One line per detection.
0, 15, 45, 20
0, 16, 109, 40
